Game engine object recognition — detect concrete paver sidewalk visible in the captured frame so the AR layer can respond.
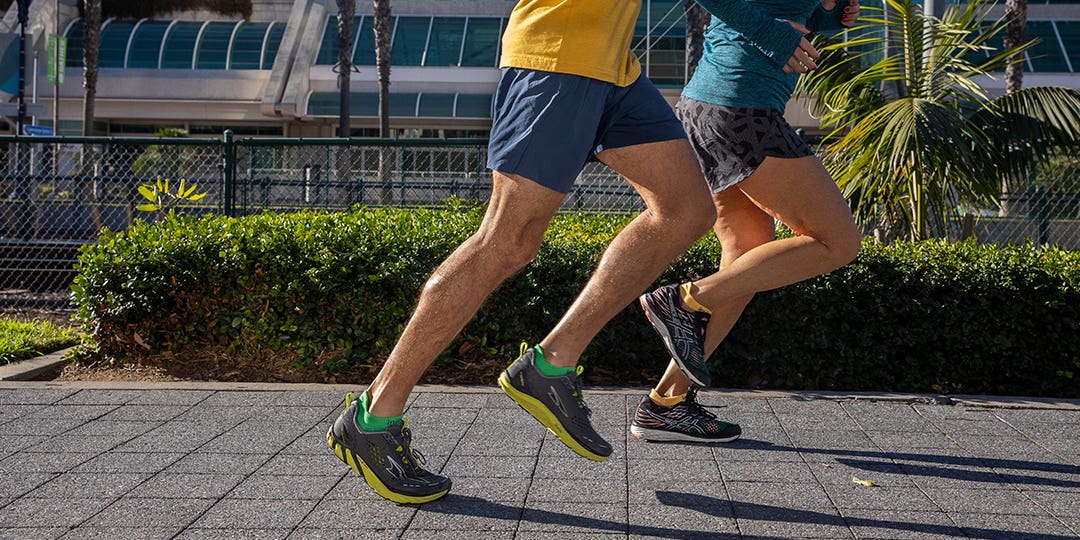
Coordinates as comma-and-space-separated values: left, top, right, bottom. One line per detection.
1, 381, 1077, 539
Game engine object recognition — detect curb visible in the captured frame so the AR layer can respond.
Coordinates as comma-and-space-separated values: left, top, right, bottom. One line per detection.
0, 347, 73, 381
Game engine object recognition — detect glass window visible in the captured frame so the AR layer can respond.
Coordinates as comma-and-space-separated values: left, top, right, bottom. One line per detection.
460, 18, 502, 67
425, 17, 465, 66
127, 21, 169, 68
230, 22, 269, 69
391, 16, 432, 67
418, 93, 455, 117
455, 94, 493, 118
1058, 20, 1079, 72
99, 20, 136, 68
316, 16, 339, 65
353, 16, 377, 66
161, 22, 203, 69
64, 19, 85, 68
263, 23, 286, 69
196, 22, 235, 69
1027, 21, 1069, 72
391, 93, 420, 116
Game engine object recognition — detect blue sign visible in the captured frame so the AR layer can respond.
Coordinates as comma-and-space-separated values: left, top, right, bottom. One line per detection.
23, 125, 54, 136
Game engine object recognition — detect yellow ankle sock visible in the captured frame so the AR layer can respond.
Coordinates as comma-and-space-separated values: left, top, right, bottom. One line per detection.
679, 282, 711, 314
650, 389, 687, 407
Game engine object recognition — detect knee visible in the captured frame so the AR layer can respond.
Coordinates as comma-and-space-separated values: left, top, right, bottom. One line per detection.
684, 197, 718, 236
475, 224, 546, 276
828, 224, 863, 268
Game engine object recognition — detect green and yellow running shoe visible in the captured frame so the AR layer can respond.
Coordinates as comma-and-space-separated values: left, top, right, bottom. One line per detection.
326, 392, 451, 504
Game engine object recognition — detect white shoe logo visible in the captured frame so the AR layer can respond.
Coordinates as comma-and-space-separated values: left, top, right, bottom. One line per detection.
548, 386, 568, 416
384, 457, 406, 478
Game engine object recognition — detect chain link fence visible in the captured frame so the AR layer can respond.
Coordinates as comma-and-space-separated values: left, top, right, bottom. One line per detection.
1, 134, 1076, 310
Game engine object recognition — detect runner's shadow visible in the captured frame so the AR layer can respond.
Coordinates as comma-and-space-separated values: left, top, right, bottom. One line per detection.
654, 492, 1080, 540
419, 494, 757, 539
727, 438, 1078, 486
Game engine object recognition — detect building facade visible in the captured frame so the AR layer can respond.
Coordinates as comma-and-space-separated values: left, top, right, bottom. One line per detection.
1, 0, 1078, 138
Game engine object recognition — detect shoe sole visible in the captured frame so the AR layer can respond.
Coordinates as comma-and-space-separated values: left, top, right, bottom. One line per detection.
630, 424, 740, 443
639, 296, 710, 387
498, 371, 609, 462
326, 425, 449, 504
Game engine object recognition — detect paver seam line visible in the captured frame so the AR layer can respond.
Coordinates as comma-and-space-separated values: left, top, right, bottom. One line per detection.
983, 410, 1079, 534
710, 411, 741, 538
769, 397, 857, 539
163, 389, 317, 539
5, 383, 1077, 410
0, 472, 61, 509
840, 401, 964, 537
396, 396, 481, 534
45, 389, 217, 535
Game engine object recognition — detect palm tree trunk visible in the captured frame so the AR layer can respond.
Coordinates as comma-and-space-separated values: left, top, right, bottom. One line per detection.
684, 0, 709, 82
81, 0, 100, 137
81, 0, 102, 229
1001, 0, 1027, 217
336, 0, 355, 137
373, 0, 393, 204
1003, 0, 1027, 95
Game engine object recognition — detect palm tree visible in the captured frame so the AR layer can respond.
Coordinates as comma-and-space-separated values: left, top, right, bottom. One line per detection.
81, 0, 100, 137
335, 0, 356, 137
798, 0, 1080, 241
1003, 0, 1026, 95
373, 0, 391, 137
684, 0, 709, 80
372, 0, 393, 204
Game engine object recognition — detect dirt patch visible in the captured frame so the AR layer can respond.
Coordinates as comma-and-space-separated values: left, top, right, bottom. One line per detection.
2, 308, 77, 328
52, 345, 656, 386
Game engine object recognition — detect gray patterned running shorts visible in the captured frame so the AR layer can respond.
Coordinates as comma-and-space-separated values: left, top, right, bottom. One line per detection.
675, 96, 813, 194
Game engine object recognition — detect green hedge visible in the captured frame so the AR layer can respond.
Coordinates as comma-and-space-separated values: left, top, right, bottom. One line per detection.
72, 205, 1080, 397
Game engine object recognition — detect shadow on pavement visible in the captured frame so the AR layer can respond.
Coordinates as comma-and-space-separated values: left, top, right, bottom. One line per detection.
654, 491, 1078, 540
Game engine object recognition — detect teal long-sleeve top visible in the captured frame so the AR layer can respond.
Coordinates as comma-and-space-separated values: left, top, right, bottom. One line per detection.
683, 0, 848, 112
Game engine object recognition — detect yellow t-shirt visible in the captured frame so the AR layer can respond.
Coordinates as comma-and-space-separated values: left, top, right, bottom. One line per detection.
500, 0, 642, 87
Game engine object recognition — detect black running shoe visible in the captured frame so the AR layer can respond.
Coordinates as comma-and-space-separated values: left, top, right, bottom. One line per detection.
327, 392, 451, 504
498, 344, 612, 461
630, 388, 741, 442
639, 284, 711, 387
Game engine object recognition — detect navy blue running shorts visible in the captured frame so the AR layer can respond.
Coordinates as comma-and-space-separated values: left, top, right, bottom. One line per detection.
487, 67, 687, 194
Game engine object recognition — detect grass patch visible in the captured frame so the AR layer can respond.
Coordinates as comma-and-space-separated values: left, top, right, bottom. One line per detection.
0, 317, 80, 366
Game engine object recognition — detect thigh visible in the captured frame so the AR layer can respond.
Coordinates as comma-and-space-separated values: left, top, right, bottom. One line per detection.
595, 138, 712, 215
736, 155, 856, 240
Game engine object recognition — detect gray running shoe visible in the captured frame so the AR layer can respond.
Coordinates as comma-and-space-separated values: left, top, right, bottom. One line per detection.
630, 387, 741, 443
639, 283, 712, 387
498, 344, 612, 461
326, 391, 451, 504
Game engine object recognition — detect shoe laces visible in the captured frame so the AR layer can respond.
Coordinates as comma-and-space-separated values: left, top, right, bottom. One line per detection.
396, 419, 429, 474
681, 387, 718, 420
565, 365, 593, 417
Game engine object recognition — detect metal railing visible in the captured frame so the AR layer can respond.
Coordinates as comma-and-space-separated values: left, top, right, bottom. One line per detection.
1, 133, 1077, 309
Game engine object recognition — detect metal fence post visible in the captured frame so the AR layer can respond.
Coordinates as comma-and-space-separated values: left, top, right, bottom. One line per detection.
223, 129, 235, 217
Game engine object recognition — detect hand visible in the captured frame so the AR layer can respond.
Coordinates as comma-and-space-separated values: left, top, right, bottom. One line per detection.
841, 0, 860, 27
783, 20, 819, 74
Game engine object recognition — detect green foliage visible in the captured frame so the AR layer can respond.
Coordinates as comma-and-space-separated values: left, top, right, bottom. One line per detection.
72, 208, 1080, 397
0, 317, 79, 366
798, 0, 1080, 240
136, 176, 208, 219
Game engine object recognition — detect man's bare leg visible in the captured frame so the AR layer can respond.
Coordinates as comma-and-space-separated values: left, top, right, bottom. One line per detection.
538, 138, 716, 368
367, 172, 564, 417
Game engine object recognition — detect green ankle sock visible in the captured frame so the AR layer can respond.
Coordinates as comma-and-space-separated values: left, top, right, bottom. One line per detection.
355, 391, 403, 431
533, 345, 576, 377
